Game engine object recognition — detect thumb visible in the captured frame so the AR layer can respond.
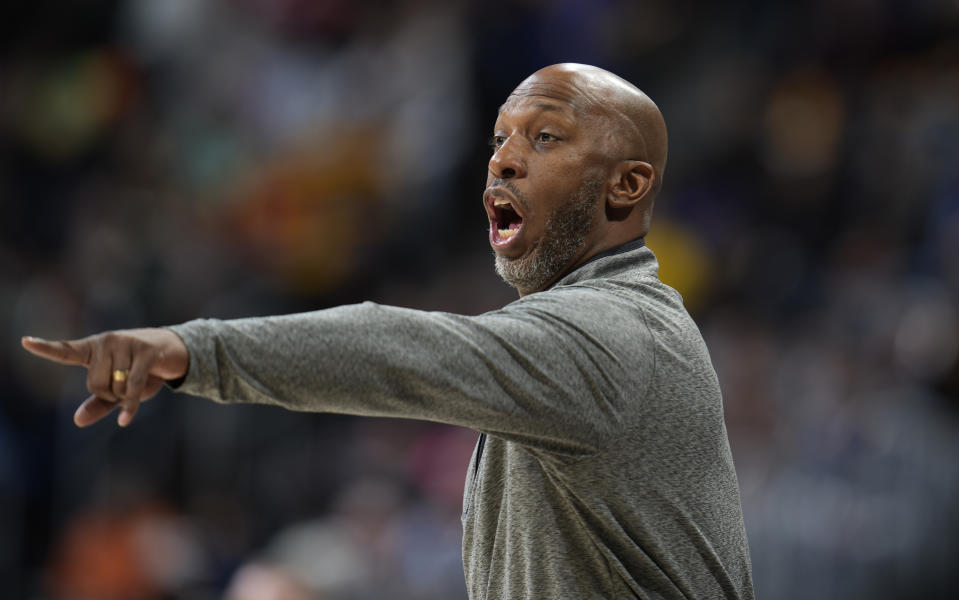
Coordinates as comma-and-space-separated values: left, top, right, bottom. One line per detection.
21, 336, 93, 366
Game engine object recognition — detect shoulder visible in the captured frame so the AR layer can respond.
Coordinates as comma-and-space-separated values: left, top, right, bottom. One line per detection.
481, 280, 662, 370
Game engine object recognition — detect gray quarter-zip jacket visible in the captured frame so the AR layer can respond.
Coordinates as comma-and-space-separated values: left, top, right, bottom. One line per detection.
169, 240, 754, 599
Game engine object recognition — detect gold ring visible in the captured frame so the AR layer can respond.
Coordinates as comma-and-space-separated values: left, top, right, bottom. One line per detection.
112, 369, 130, 383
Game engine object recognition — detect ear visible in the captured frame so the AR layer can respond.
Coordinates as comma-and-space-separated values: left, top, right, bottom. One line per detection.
606, 160, 655, 210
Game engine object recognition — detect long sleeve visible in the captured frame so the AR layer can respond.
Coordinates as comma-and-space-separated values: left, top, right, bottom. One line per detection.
169, 284, 654, 458
168, 244, 755, 599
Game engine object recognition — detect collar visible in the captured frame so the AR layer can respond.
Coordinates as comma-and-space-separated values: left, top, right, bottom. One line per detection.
550, 237, 655, 289
577, 236, 646, 267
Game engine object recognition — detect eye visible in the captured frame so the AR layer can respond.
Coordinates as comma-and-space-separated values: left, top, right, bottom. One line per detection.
489, 135, 506, 150
536, 132, 558, 144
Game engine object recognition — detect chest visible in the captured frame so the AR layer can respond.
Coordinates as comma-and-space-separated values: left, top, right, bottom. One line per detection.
461, 434, 564, 525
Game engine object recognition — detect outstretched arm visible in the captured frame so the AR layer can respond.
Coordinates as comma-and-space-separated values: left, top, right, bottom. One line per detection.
21, 329, 189, 427
165, 293, 647, 456
21, 287, 649, 456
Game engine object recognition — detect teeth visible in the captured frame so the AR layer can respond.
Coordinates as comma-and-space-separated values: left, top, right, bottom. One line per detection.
493, 198, 512, 207
498, 229, 518, 239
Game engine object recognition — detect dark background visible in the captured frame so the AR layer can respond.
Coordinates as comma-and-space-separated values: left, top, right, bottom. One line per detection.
2, 0, 958, 598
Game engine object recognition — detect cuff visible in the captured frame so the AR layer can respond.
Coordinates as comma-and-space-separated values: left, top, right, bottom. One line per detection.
164, 319, 229, 403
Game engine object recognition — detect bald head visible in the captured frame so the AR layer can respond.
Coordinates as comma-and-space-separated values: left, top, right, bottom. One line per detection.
507, 63, 668, 196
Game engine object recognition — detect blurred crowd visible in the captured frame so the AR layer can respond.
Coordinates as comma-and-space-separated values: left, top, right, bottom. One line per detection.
2, 0, 958, 598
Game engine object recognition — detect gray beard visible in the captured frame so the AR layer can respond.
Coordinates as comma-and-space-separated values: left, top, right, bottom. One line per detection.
494, 178, 601, 294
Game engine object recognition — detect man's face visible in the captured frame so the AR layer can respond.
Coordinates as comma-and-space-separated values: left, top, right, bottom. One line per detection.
484, 78, 611, 295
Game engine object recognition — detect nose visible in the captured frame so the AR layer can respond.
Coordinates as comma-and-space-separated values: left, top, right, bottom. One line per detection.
488, 137, 527, 179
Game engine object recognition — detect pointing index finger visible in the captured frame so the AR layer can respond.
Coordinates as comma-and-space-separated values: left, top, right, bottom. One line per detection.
21, 336, 93, 366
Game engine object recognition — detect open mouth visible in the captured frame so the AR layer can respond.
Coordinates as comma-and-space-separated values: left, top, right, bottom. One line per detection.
488, 195, 524, 245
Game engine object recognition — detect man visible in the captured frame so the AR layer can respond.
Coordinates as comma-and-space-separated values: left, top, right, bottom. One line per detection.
23, 64, 754, 599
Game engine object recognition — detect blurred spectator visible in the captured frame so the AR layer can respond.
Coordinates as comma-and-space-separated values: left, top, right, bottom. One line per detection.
2, 0, 958, 598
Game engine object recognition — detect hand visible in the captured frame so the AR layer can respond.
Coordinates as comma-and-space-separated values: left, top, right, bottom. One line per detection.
21, 328, 189, 428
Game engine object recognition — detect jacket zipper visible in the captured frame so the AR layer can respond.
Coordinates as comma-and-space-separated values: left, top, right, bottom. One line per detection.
464, 433, 486, 517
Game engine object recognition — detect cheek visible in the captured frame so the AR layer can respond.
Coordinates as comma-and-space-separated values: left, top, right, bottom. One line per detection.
532, 150, 578, 182
537, 155, 595, 193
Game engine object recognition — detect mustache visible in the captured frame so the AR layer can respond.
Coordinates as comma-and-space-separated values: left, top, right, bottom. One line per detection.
486, 179, 529, 212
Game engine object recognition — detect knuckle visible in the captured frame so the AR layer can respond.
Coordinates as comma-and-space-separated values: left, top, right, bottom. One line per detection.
64, 340, 83, 358
138, 344, 157, 363
88, 382, 110, 399
79, 341, 93, 365
139, 341, 157, 357
88, 372, 112, 398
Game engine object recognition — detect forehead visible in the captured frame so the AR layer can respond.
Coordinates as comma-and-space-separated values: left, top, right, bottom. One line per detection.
497, 75, 599, 123
495, 98, 576, 127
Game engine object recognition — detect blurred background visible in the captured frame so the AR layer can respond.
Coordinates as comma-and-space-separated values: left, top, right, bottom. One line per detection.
2, 0, 958, 598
